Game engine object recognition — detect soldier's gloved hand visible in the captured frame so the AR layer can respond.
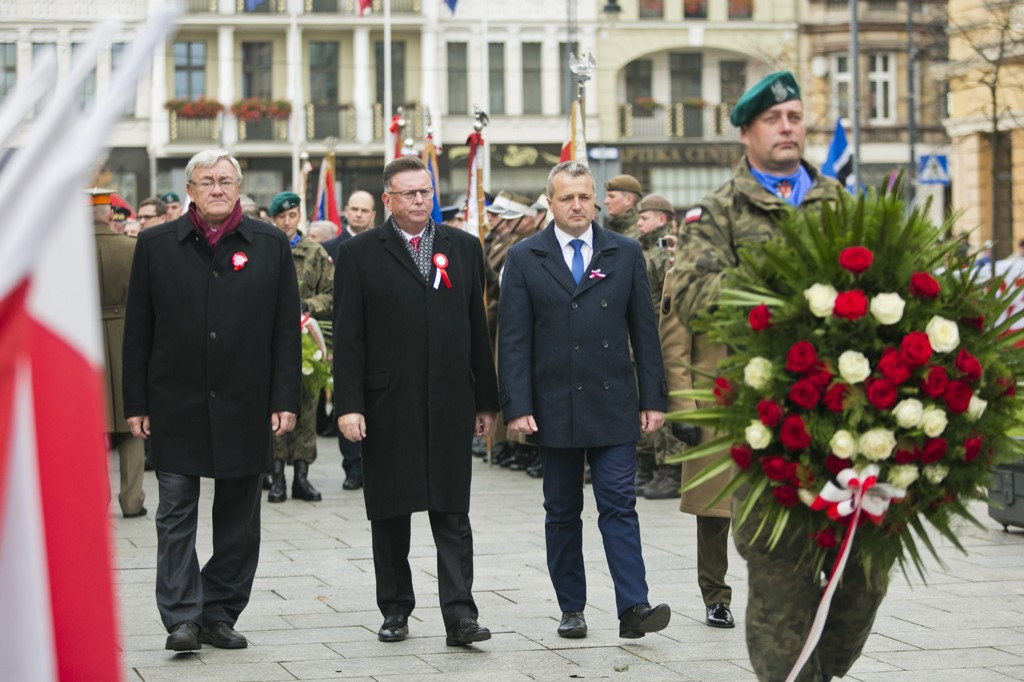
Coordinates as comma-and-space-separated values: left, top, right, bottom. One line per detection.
671, 423, 702, 446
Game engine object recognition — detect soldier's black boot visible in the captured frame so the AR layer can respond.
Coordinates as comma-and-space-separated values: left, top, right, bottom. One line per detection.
267, 459, 286, 503
292, 461, 322, 502
643, 464, 682, 499
635, 451, 656, 494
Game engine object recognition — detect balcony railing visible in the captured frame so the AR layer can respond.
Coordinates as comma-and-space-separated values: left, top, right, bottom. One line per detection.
306, 103, 356, 140
238, 118, 289, 142
169, 112, 221, 142
305, 0, 421, 13
373, 102, 422, 141
618, 102, 733, 140
187, 0, 216, 11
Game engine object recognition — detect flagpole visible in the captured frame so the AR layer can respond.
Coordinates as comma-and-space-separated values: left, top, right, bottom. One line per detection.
850, 0, 861, 190
383, 0, 393, 166
480, 0, 490, 189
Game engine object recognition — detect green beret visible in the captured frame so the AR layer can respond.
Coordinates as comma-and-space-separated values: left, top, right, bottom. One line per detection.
269, 191, 301, 216
160, 191, 180, 203
729, 71, 801, 127
638, 194, 674, 217
605, 175, 643, 195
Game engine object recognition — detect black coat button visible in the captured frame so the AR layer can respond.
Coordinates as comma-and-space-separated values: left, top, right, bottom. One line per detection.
571, 341, 580, 350
602, 340, 609, 348
574, 382, 582, 390
571, 301, 579, 309
209, 390, 216, 398
209, 332, 217, 339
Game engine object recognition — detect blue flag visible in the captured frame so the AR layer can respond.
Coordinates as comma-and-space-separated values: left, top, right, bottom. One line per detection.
445, 0, 458, 12
424, 142, 443, 224
822, 117, 854, 192
244, 0, 267, 10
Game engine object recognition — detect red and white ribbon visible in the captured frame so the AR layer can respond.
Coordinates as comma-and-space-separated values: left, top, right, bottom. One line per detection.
785, 465, 905, 682
588, 269, 607, 280
432, 252, 452, 290
300, 313, 328, 359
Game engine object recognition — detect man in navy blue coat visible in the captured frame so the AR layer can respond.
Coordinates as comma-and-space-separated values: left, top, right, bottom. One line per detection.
497, 160, 671, 640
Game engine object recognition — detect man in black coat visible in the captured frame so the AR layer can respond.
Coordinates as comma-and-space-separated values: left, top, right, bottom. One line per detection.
123, 149, 301, 652
332, 156, 499, 647
497, 160, 671, 640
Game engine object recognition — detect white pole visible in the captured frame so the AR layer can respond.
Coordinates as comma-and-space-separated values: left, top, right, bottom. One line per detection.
480, 1, 490, 190
383, 0, 393, 164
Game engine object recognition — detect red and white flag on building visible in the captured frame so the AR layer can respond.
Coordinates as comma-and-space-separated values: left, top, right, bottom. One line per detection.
559, 98, 587, 165
0, 10, 176, 680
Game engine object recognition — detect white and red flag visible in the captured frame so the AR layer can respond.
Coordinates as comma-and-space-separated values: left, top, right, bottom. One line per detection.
0, 9, 176, 680
559, 98, 587, 165
465, 130, 485, 237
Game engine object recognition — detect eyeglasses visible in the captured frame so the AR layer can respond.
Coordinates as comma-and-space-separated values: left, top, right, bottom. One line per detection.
388, 187, 434, 202
190, 178, 239, 191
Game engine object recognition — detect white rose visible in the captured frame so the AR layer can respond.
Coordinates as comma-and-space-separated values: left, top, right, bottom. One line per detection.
869, 293, 906, 325
923, 464, 949, 484
745, 420, 772, 450
892, 399, 924, 429
804, 283, 839, 318
967, 394, 988, 422
858, 428, 896, 461
829, 430, 858, 459
744, 357, 773, 390
838, 350, 871, 384
312, 349, 323, 361
919, 406, 948, 437
798, 488, 817, 507
887, 465, 920, 488
301, 364, 314, 376
925, 315, 960, 353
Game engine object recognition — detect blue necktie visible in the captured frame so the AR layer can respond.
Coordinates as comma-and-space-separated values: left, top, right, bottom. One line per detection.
570, 239, 585, 284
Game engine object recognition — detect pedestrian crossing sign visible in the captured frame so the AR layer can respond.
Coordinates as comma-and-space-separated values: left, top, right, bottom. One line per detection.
919, 155, 950, 186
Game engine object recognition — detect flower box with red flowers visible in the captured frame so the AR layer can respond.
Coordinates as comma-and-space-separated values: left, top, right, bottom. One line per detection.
165, 97, 224, 119
667, 188, 1024, 576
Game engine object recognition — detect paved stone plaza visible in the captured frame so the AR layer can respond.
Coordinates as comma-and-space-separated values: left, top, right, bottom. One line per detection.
113, 437, 1024, 681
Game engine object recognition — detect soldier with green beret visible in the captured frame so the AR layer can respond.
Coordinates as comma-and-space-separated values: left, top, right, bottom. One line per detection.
267, 190, 334, 503
603, 174, 643, 238
666, 71, 880, 682
160, 191, 183, 219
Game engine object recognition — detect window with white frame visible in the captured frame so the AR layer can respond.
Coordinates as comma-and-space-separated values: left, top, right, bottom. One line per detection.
867, 52, 896, 124
522, 43, 542, 114
447, 42, 468, 114
830, 53, 851, 123
0, 43, 15, 102
489, 42, 505, 115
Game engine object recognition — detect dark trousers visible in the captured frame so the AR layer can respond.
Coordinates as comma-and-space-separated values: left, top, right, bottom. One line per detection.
338, 434, 363, 481
540, 443, 649, 617
370, 511, 478, 630
154, 471, 262, 632
697, 515, 731, 606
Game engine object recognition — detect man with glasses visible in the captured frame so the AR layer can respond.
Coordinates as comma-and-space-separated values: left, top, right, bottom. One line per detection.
123, 148, 301, 653
135, 197, 169, 231
332, 155, 499, 647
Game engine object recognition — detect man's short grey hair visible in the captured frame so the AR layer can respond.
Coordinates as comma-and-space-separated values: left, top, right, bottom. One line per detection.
185, 148, 243, 184
546, 161, 594, 197
308, 220, 337, 241
239, 194, 258, 218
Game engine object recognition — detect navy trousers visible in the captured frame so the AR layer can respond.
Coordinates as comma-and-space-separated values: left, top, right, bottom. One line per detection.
337, 434, 363, 481
540, 442, 650, 617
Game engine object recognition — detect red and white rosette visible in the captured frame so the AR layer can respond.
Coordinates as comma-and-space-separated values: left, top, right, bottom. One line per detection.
432, 253, 452, 290
231, 251, 248, 270
785, 464, 906, 682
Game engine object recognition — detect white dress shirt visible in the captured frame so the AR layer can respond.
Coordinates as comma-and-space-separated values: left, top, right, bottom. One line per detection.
553, 225, 593, 275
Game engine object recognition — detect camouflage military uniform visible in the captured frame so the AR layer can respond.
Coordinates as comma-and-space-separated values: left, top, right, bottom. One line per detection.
606, 206, 638, 239
274, 237, 334, 464
672, 157, 889, 680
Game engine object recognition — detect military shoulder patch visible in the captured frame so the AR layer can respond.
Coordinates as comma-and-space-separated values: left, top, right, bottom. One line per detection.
684, 208, 702, 224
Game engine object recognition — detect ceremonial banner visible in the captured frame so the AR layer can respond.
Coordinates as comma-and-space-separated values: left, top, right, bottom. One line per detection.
465, 131, 485, 236
422, 134, 443, 225
314, 155, 341, 232
559, 98, 587, 165
822, 118, 854, 192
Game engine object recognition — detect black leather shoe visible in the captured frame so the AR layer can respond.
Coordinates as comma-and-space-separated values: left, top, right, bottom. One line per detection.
705, 603, 735, 628
619, 603, 671, 639
378, 614, 409, 642
123, 506, 147, 518
342, 477, 363, 490
557, 611, 587, 638
165, 621, 201, 651
198, 621, 247, 649
445, 618, 491, 646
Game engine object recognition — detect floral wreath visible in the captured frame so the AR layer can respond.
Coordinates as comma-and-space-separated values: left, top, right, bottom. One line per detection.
670, 188, 1024, 577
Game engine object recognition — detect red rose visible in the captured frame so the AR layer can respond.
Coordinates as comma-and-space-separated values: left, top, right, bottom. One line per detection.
786, 341, 818, 373
961, 315, 985, 331
909, 272, 940, 298
900, 331, 933, 367
865, 378, 898, 410
779, 414, 812, 451
730, 444, 754, 470
833, 290, 868, 320
921, 365, 950, 399
893, 447, 918, 464
822, 383, 848, 413
713, 377, 734, 405
772, 485, 800, 507
944, 380, 973, 413
877, 348, 911, 385
812, 527, 839, 549
825, 454, 852, 475
964, 436, 983, 463
757, 400, 783, 427
761, 455, 791, 481
804, 361, 833, 388
788, 379, 821, 410
920, 437, 947, 464
996, 376, 1017, 397
839, 246, 874, 273
955, 348, 983, 382
749, 303, 772, 331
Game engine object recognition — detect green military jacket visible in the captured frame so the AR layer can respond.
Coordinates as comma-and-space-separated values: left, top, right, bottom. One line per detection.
671, 156, 843, 329
606, 206, 639, 239
292, 236, 334, 320
638, 222, 674, 312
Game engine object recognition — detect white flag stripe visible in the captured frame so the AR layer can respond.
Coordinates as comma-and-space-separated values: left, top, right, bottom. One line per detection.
0, 52, 56, 151
0, 365, 58, 682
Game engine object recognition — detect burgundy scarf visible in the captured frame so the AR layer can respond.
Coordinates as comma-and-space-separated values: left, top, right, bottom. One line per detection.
188, 199, 244, 249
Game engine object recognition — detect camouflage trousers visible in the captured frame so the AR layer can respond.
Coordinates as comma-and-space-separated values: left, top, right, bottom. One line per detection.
272, 383, 318, 464
636, 426, 684, 465
732, 498, 893, 681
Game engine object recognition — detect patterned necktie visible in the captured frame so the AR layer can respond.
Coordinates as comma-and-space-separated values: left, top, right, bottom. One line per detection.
570, 239, 585, 284
409, 236, 421, 252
